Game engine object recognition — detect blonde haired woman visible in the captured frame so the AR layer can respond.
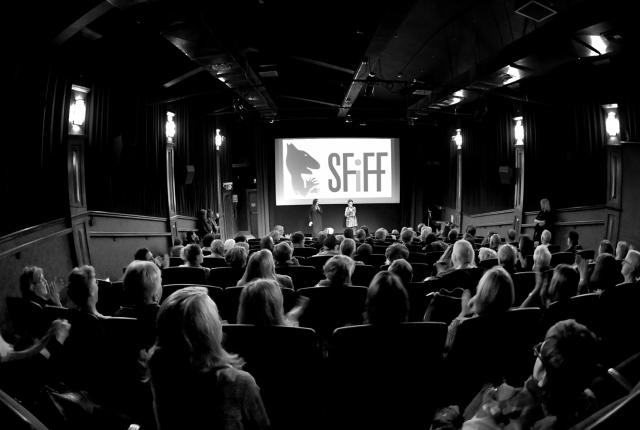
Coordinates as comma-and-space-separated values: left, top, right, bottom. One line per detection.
148, 287, 269, 430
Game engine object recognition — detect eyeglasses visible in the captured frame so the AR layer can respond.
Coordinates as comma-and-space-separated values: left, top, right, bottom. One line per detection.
533, 341, 543, 360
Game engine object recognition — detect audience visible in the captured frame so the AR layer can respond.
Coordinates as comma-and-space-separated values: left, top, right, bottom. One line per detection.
384, 243, 410, 265
208, 239, 225, 259
225, 246, 248, 270
463, 225, 476, 243
224, 238, 237, 254
67, 265, 103, 318
522, 263, 579, 309
533, 245, 552, 273
540, 229, 552, 246
364, 271, 409, 325
291, 231, 305, 248
489, 234, 501, 252
237, 249, 294, 289
169, 239, 184, 257
319, 234, 339, 256
180, 244, 209, 274
478, 247, 497, 262
148, 287, 270, 430
134, 247, 153, 262
201, 234, 215, 253
566, 231, 582, 253
317, 255, 355, 288
598, 239, 614, 257
616, 240, 630, 261
621, 249, 640, 284
579, 252, 623, 293
506, 228, 518, 246
237, 279, 308, 327
19, 266, 62, 307
273, 242, 300, 267
388, 258, 413, 288
517, 235, 535, 271
497, 244, 517, 274
354, 243, 373, 261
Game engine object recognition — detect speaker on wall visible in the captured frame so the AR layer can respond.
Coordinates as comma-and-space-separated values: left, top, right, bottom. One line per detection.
498, 166, 513, 184
185, 165, 195, 185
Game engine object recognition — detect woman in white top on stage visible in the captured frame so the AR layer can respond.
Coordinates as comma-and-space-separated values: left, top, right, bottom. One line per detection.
344, 199, 358, 228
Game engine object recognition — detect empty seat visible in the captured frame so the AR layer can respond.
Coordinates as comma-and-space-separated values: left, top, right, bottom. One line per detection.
297, 286, 368, 337
408, 252, 428, 264
405, 282, 431, 322
551, 251, 576, 266
360, 253, 386, 268
292, 247, 318, 258
222, 325, 321, 430
410, 262, 432, 281
169, 256, 183, 267
201, 256, 227, 269
276, 265, 321, 290
446, 307, 543, 406
350, 264, 378, 287
512, 271, 537, 306
161, 267, 207, 285
162, 284, 223, 307
329, 322, 448, 430
208, 266, 244, 287
97, 279, 125, 316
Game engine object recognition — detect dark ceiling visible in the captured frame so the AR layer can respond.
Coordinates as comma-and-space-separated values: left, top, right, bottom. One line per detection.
10, 0, 639, 125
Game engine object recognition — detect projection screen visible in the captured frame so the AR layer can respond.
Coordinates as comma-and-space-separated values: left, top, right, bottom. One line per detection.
275, 137, 400, 206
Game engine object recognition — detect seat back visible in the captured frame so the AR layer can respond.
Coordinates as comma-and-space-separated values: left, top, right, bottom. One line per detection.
425, 251, 445, 265
577, 249, 595, 261
407, 252, 428, 264
423, 292, 461, 324
410, 262, 432, 281
512, 271, 537, 306
169, 256, 183, 267
201, 257, 227, 269
5, 297, 46, 341
97, 279, 126, 315
275, 266, 321, 290
350, 264, 378, 287
405, 282, 430, 322
478, 258, 499, 271
297, 286, 368, 336
161, 267, 207, 285
0, 388, 49, 430
330, 322, 447, 430
599, 283, 640, 366
447, 307, 543, 406
208, 267, 244, 287
222, 325, 321, 430
304, 255, 333, 272
360, 253, 386, 268
551, 251, 576, 266
373, 245, 388, 255
292, 247, 318, 258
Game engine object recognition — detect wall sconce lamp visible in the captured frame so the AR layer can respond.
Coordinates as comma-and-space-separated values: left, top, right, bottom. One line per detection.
69, 85, 90, 135
165, 111, 176, 144
453, 128, 463, 149
514, 116, 524, 146
215, 128, 224, 149
602, 103, 620, 143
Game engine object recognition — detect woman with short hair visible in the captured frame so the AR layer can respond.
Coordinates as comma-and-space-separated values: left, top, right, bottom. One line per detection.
148, 287, 269, 430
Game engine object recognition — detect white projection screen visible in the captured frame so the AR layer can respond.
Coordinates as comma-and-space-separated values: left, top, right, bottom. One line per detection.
275, 137, 400, 206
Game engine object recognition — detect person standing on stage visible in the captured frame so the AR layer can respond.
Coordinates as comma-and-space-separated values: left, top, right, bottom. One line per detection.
344, 199, 358, 228
308, 198, 323, 236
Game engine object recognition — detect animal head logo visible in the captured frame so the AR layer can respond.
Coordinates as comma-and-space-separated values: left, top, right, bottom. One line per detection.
286, 143, 320, 196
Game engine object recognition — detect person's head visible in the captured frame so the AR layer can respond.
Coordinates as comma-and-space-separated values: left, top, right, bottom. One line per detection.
347, 199, 353, 207
202, 234, 215, 248
356, 243, 372, 257
374, 228, 387, 241
236, 242, 250, 253
198, 209, 207, 221
340, 238, 357, 258
237, 279, 285, 327
478, 247, 498, 262
67, 265, 98, 311
269, 229, 282, 243
541, 229, 552, 245
273, 225, 284, 236
291, 231, 305, 246
312, 199, 318, 206
207, 209, 215, 218
448, 228, 459, 243
123, 260, 162, 305
616, 241, 630, 261
170, 244, 184, 258
451, 239, 475, 269
621, 249, 640, 283
507, 229, 516, 242
532, 320, 599, 402
134, 247, 153, 262
533, 245, 552, 272
323, 234, 338, 251
233, 234, 247, 244
540, 198, 551, 212
590, 253, 622, 290
388, 258, 413, 287
183, 244, 204, 266
355, 229, 366, 242
400, 229, 414, 244
211, 239, 225, 257
222, 239, 236, 255
273, 241, 294, 264
424, 232, 438, 246
361, 225, 369, 236
187, 230, 199, 244
519, 235, 534, 257
417, 223, 425, 233
497, 244, 517, 272
343, 228, 354, 239
465, 225, 476, 236
19, 266, 47, 301
567, 231, 579, 248
365, 271, 409, 325
240, 249, 276, 284
385, 243, 410, 264
225, 246, 248, 269
489, 234, 501, 250
469, 266, 514, 316
323, 255, 355, 287
546, 264, 579, 305
598, 239, 614, 256
150, 286, 241, 373
259, 235, 274, 252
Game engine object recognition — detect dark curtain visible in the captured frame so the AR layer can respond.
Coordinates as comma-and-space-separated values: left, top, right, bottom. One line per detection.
620, 102, 640, 142
524, 103, 607, 211
1, 62, 69, 236
461, 105, 515, 214
85, 85, 167, 217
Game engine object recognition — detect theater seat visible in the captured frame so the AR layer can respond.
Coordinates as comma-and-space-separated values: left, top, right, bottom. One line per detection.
360, 253, 386, 268
423, 291, 461, 325
350, 264, 378, 287
410, 262, 432, 281
478, 258, 499, 271
551, 251, 576, 266
329, 322, 447, 430
405, 282, 431, 322
222, 325, 321, 430
424, 251, 445, 266
276, 265, 321, 289
304, 255, 333, 272
222, 286, 297, 324
208, 266, 244, 287
162, 284, 223, 307
297, 286, 368, 337
161, 267, 207, 285
292, 247, 318, 258
169, 256, 183, 267
446, 307, 543, 406
0, 388, 49, 430
407, 252, 428, 264
201, 256, 227, 269
512, 271, 537, 306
